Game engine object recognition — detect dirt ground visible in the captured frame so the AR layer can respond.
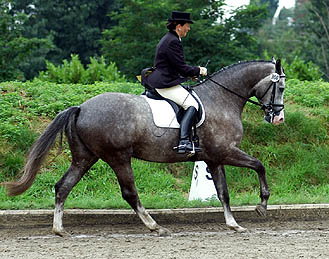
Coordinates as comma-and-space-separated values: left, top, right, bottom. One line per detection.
1, 218, 329, 259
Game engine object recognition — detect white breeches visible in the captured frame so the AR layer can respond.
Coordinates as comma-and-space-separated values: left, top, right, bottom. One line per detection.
155, 85, 199, 111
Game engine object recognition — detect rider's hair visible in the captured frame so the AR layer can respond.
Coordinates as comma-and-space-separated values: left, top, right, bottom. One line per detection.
166, 21, 186, 31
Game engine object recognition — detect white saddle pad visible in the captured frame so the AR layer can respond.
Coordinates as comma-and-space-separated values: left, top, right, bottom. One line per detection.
142, 91, 205, 129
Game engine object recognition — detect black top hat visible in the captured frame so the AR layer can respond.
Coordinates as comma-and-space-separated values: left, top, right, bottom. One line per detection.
168, 11, 193, 24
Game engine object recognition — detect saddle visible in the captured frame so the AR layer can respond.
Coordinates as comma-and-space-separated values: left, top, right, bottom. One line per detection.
138, 67, 205, 129
142, 88, 204, 128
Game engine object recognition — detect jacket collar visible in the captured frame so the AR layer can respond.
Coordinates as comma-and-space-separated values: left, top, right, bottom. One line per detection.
169, 30, 181, 41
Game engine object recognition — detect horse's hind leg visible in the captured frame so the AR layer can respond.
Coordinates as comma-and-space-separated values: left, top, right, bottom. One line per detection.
53, 154, 98, 236
207, 163, 246, 232
106, 155, 171, 237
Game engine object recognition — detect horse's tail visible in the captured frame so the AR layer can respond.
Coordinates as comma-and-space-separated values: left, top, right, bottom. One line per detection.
1, 106, 80, 196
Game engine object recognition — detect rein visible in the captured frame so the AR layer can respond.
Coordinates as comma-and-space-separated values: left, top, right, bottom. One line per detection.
205, 77, 261, 107
195, 72, 285, 123
200, 73, 285, 110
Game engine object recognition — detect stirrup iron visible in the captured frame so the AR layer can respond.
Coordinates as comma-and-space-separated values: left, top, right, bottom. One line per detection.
173, 141, 201, 155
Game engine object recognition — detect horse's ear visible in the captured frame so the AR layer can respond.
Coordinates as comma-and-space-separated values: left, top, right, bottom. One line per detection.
271, 56, 276, 63
275, 59, 282, 74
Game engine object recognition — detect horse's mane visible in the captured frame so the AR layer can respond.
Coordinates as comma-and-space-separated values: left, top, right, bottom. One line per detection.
192, 60, 275, 87
211, 60, 274, 77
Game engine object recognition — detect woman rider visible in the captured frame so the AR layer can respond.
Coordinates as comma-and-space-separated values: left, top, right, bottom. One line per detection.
146, 11, 207, 154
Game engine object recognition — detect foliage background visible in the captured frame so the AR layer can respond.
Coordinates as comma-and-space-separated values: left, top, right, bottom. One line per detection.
1, 0, 329, 81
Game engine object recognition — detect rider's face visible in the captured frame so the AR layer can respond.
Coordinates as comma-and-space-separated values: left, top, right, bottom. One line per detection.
176, 23, 190, 38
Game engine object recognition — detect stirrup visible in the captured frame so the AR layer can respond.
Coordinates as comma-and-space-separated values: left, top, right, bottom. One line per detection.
173, 141, 201, 155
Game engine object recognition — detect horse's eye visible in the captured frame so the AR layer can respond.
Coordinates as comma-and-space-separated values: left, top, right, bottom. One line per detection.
279, 87, 284, 93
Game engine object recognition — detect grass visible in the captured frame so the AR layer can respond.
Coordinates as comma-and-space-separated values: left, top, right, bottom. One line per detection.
0, 79, 328, 210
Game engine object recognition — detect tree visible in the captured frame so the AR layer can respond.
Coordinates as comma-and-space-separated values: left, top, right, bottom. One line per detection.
221, 4, 269, 64
303, 0, 329, 79
250, 0, 279, 19
101, 0, 267, 79
10, 0, 119, 79
0, 0, 52, 81
256, 6, 299, 62
291, 0, 329, 80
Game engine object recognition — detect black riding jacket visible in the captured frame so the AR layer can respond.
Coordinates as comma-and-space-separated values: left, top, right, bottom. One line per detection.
146, 31, 200, 89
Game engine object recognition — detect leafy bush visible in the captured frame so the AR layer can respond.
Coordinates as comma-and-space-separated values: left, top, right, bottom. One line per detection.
284, 56, 323, 81
263, 52, 322, 81
37, 54, 126, 84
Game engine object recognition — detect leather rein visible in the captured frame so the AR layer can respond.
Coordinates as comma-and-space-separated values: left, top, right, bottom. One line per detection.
199, 72, 285, 118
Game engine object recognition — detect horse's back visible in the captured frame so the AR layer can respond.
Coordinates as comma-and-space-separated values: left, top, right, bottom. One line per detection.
76, 92, 151, 151
81, 92, 146, 114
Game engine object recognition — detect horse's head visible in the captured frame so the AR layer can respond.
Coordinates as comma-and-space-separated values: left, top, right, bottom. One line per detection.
252, 58, 285, 125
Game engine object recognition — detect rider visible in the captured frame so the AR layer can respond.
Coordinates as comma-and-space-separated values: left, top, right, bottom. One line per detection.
146, 11, 207, 154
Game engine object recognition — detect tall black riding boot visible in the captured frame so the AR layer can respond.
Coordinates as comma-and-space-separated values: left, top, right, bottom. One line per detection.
175, 107, 201, 154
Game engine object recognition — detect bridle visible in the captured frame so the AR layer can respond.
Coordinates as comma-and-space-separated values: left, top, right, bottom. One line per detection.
201, 71, 286, 123
258, 72, 286, 123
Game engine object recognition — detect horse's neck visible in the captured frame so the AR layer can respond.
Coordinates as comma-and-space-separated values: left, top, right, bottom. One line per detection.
198, 62, 274, 108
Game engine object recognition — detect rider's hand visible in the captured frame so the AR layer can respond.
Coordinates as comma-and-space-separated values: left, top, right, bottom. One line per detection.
199, 66, 207, 76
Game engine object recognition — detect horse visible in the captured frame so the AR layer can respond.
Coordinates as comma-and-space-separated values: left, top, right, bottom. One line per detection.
1, 58, 286, 236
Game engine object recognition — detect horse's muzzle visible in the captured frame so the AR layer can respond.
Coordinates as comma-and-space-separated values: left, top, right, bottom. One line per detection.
273, 110, 285, 125
264, 110, 285, 125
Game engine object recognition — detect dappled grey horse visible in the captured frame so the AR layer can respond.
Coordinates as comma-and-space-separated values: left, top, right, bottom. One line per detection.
2, 58, 285, 236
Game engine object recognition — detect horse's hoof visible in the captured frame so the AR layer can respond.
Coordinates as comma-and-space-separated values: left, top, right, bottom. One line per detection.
255, 204, 267, 217
158, 227, 172, 237
52, 228, 71, 237
229, 225, 247, 233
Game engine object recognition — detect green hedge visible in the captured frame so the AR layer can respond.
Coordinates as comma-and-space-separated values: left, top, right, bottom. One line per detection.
37, 55, 126, 84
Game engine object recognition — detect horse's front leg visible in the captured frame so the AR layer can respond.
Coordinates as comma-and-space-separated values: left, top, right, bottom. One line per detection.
207, 163, 247, 232
224, 147, 270, 217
